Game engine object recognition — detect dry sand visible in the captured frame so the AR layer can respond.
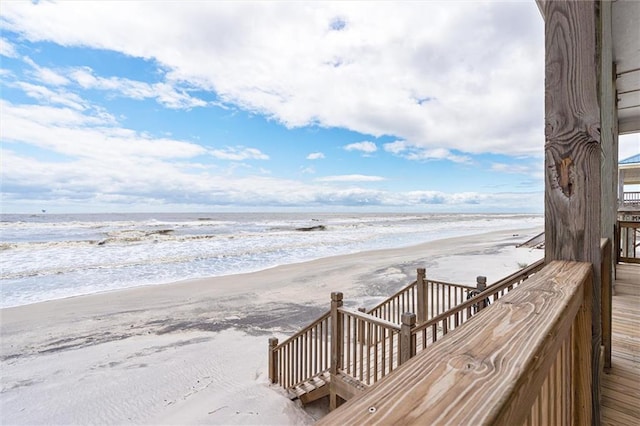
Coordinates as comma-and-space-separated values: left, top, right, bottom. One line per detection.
0, 226, 543, 425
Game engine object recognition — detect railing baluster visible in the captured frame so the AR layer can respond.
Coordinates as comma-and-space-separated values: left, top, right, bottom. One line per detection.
366, 321, 372, 384
381, 327, 386, 377
359, 318, 364, 382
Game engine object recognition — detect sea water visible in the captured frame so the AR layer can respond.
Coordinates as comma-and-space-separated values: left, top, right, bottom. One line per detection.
0, 212, 542, 308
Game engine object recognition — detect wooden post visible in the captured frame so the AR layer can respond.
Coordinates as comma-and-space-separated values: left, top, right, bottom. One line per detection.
598, 0, 616, 376
615, 221, 621, 266
601, 239, 612, 371
573, 270, 593, 425
330, 292, 343, 411
416, 268, 427, 323
358, 307, 366, 345
476, 276, 487, 311
400, 312, 416, 365
268, 337, 278, 384
542, 1, 602, 421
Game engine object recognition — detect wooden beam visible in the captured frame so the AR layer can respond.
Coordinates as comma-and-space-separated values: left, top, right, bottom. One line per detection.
599, 0, 617, 378
543, 0, 602, 422
330, 292, 344, 411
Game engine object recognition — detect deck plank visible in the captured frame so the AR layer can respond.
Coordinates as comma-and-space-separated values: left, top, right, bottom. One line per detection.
601, 264, 640, 425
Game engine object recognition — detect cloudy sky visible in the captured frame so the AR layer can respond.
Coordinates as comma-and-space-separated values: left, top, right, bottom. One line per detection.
1, 1, 638, 214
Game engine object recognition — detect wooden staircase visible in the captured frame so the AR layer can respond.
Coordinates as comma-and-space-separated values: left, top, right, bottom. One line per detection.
268, 262, 546, 407
287, 371, 331, 404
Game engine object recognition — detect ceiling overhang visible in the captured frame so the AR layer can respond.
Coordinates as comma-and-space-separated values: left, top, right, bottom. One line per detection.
613, 0, 640, 134
536, 1, 640, 135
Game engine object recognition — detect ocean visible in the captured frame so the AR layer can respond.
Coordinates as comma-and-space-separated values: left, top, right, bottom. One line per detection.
0, 212, 543, 308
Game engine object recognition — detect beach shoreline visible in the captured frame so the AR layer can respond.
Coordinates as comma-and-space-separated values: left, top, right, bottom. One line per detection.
1, 226, 543, 425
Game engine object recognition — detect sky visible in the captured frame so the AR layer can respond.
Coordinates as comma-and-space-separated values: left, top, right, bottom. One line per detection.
1, 1, 638, 214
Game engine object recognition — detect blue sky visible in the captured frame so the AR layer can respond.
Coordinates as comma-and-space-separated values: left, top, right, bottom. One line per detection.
1, 1, 638, 214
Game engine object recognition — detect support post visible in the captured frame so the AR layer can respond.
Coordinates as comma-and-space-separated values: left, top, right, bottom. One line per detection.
601, 239, 612, 371
416, 268, 427, 323
542, 1, 602, 421
358, 307, 366, 345
400, 312, 416, 365
598, 0, 616, 377
476, 276, 487, 311
329, 292, 343, 411
268, 337, 278, 384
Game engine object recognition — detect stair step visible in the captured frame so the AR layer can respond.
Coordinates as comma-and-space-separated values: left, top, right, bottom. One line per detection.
288, 371, 331, 400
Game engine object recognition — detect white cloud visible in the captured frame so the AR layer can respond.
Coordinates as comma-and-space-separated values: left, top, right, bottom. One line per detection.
0, 100, 541, 212
68, 67, 207, 109
0, 37, 18, 57
306, 152, 325, 160
383, 141, 471, 163
316, 174, 386, 182
23, 57, 70, 86
1, 100, 205, 160
0, 1, 544, 157
209, 146, 269, 161
15, 82, 87, 110
383, 140, 407, 154
344, 141, 377, 153
491, 161, 543, 181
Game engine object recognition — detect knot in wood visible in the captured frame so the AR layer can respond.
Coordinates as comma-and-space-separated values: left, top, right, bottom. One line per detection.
556, 156, 574, 197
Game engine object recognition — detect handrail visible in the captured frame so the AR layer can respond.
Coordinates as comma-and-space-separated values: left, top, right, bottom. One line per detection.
412, 259, 545, 352
622, 191, 640, 203
427, 279, 474, 290
334, 301, 410, 391
268, 268, 470, 392
366, 280, 417, 314
273, 310, 330, 352
365, 280, 417, 325
269, 310, 331, 388
367, 272, 472, 325
339, 307, 401, 332
317, 261, 593, 425
332, 307, 401, 385
269, 260, 544, 395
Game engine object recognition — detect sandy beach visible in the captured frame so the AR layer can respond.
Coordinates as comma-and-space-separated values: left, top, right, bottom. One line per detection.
1, 226, 543, 425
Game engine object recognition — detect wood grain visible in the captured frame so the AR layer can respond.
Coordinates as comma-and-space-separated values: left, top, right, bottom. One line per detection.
317, 261, 591, 426
542, 1, 602, 420
601, 267, 640, 426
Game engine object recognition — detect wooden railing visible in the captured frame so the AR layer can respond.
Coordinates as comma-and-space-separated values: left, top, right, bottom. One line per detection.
317, 261, 593, 425
269, 311, 330, 388
269, 262, 544, 403
616, 220, 640, 263
622, 191, 640, 205
338, 307, 402, 385
366, 269, 472, 324
330, 293, 418, 409
269, 269, 470, 390
412, 259, 545, 354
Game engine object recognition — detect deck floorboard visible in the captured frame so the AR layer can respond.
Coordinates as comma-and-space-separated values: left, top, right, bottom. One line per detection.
601, 263, 640, 425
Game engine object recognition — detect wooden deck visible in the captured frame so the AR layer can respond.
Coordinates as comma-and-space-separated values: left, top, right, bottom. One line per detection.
601, 263, 640, 425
